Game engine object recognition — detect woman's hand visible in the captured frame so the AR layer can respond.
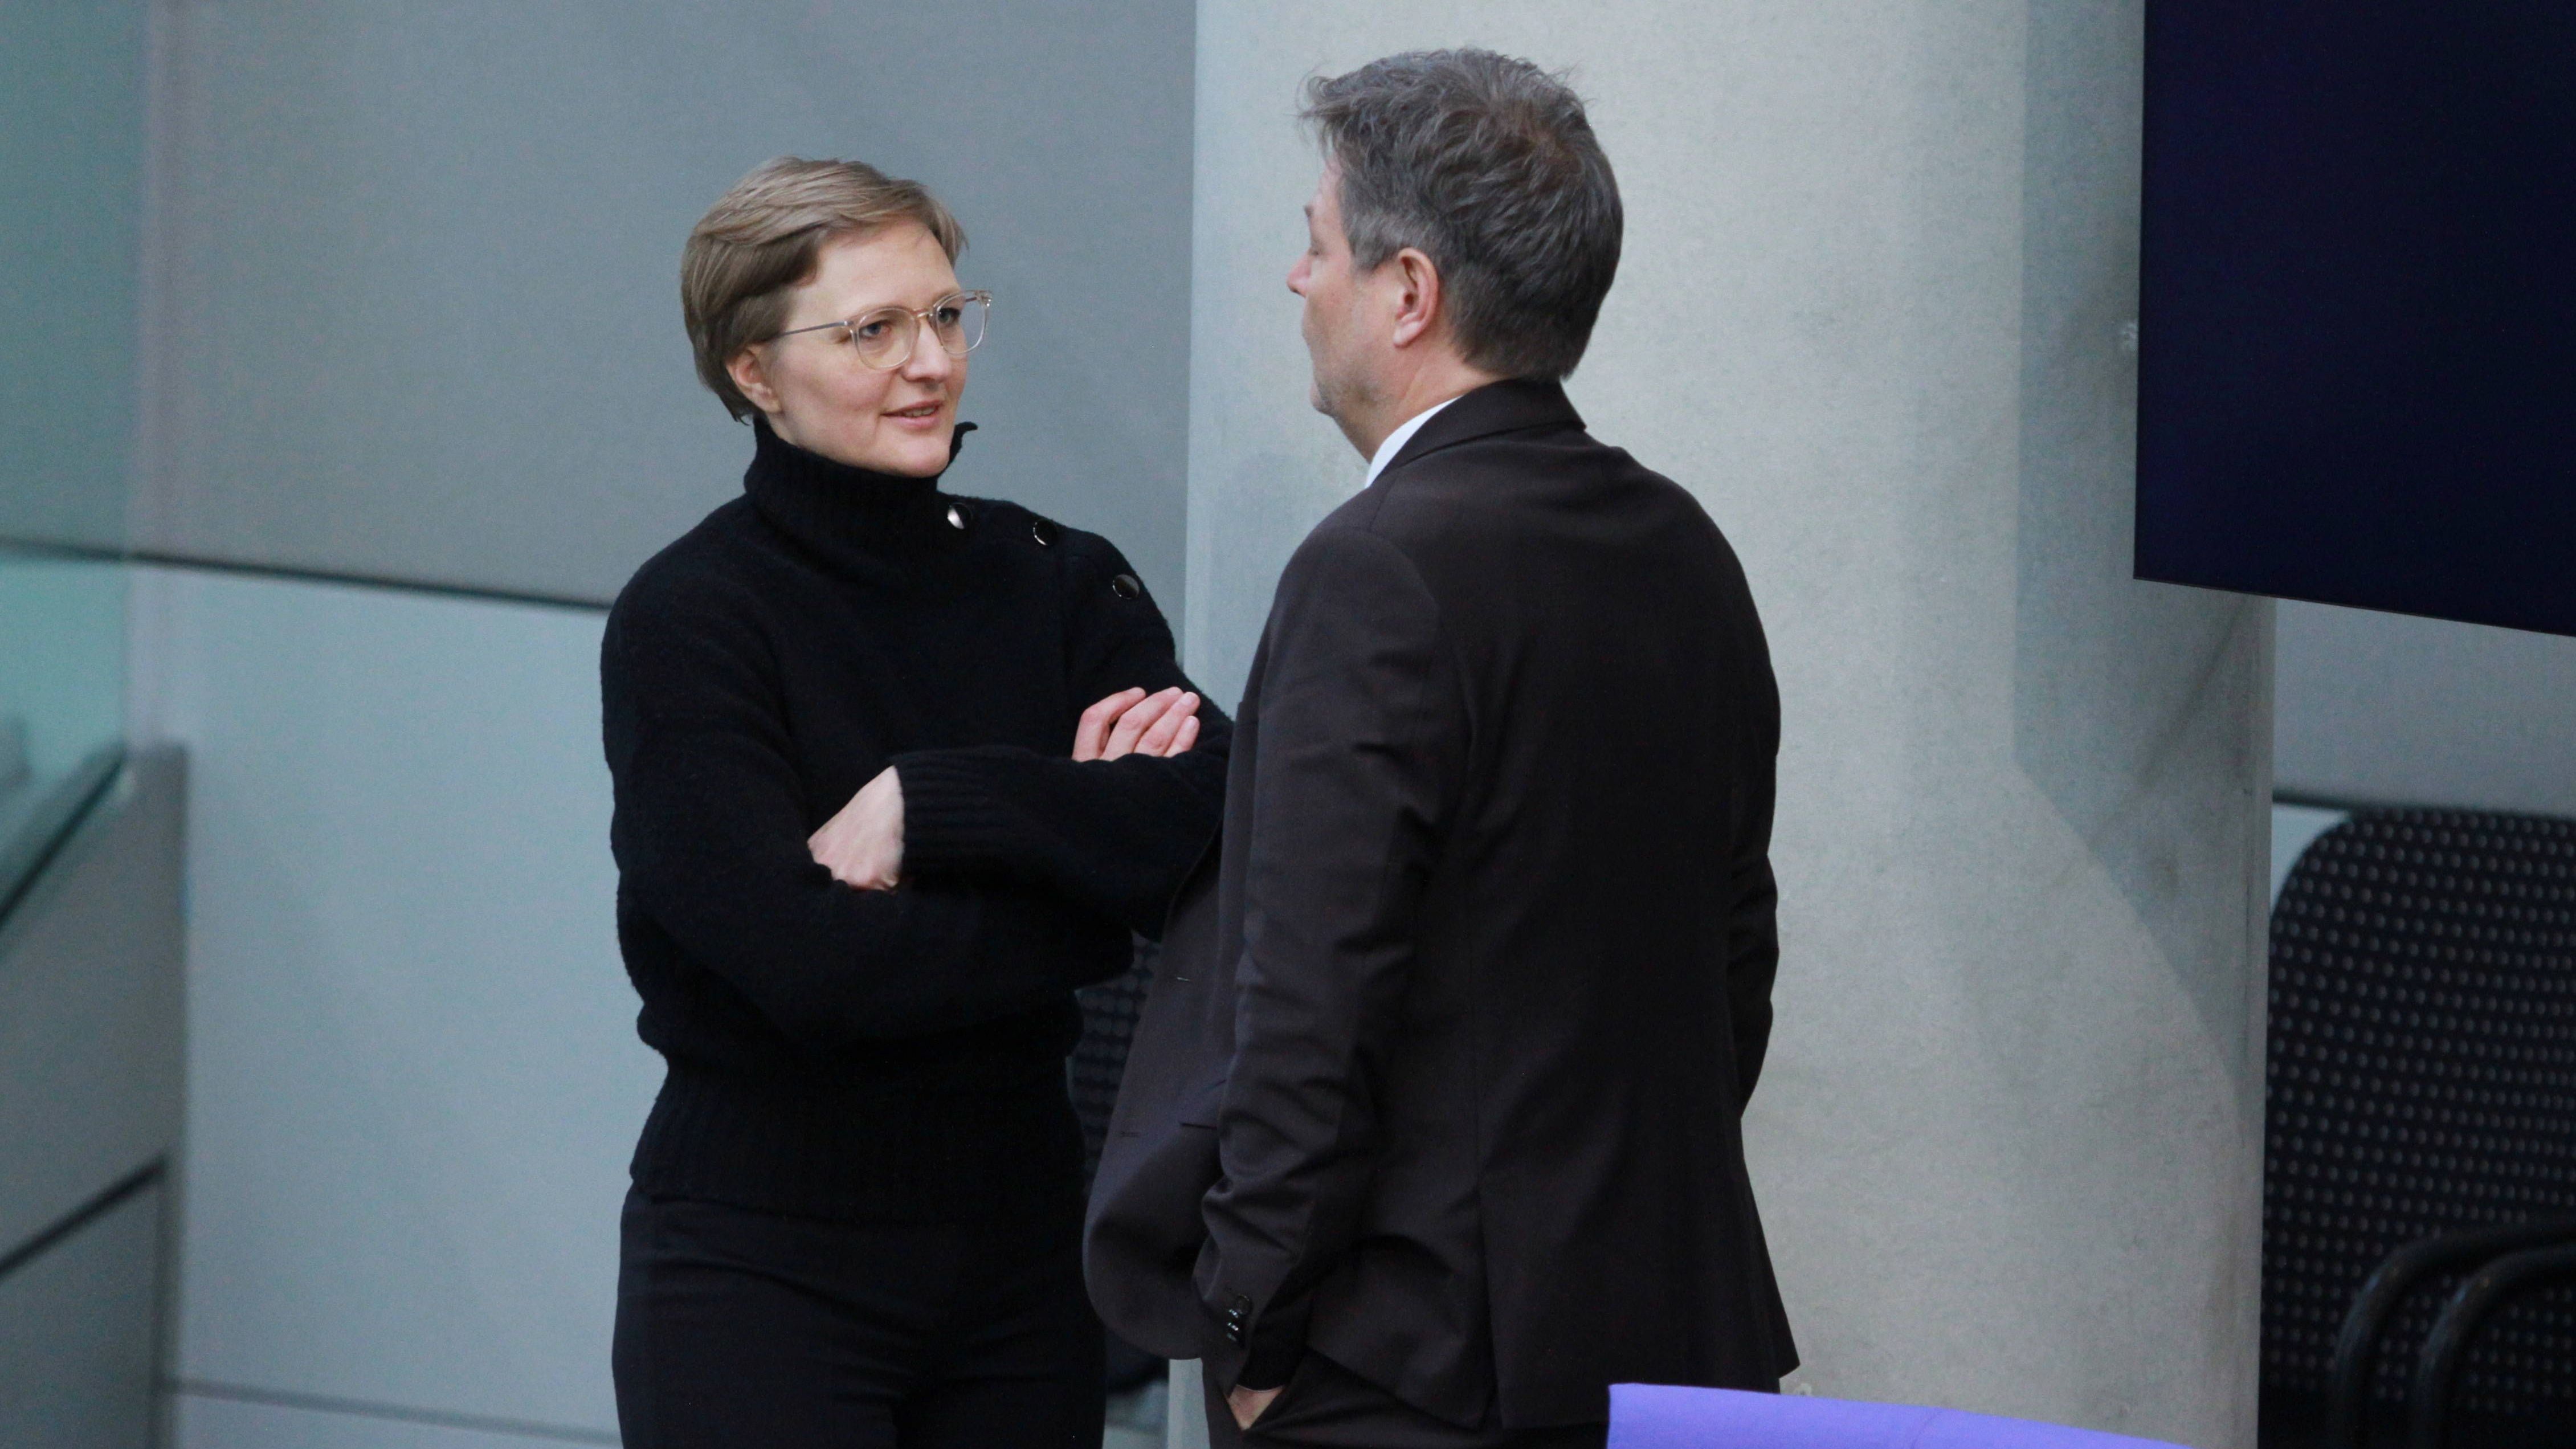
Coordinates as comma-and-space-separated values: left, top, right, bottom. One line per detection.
1073, 687, 1201, 762
809, 766, 905, 891
806, 689, 1199, 892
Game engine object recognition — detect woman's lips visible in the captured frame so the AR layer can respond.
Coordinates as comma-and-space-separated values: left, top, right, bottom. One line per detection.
884, 403, 945, 430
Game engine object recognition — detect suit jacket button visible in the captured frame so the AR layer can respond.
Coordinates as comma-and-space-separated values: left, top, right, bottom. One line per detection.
945, 504, 969, 531
1111, 573, 1143, 600
1031, 518, 1060, 547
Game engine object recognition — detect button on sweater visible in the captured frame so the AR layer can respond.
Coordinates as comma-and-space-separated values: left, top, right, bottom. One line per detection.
601, 419, 1228, 1222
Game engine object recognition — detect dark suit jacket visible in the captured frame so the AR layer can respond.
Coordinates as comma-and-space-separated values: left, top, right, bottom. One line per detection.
1085, 379, 1795, 1430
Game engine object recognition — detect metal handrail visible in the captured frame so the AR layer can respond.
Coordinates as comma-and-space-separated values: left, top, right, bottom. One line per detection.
2323, 1215, 2576, 1449
2405, 1236, 2576, 1449
0, 742, 125, 929
0, 1158, 165, 1288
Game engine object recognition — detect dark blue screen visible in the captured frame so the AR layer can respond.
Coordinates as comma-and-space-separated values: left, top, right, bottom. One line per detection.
2138, 0, 2576, 636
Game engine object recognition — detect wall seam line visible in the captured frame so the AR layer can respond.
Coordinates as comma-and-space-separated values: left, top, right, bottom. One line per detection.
3, 538, 610, 614
169, 1379, 621, 1446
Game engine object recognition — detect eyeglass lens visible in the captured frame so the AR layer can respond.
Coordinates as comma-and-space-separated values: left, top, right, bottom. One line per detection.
842, 295, 989, 369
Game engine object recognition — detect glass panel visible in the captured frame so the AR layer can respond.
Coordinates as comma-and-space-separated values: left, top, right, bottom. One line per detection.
0, 0, 149, 900
0, 553, 128, 897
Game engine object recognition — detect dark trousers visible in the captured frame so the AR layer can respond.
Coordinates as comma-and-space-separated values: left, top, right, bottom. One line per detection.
613, 1189, 1104, 1449
1206, 1353, 1607, 1449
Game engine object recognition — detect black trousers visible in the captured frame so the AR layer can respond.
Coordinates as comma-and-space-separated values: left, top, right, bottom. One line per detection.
613, 1189, 1104, 1449
1206, 1352, 1607, 1449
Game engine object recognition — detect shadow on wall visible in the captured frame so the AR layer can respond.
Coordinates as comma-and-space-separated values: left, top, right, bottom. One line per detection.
2010, 0, 2267, 1081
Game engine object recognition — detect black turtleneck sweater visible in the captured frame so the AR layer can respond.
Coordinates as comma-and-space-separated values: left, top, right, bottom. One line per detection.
600, 421, 1228, 1222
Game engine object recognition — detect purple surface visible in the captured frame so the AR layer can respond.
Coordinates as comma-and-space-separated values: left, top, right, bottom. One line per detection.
1607, 1385, 2189, 1449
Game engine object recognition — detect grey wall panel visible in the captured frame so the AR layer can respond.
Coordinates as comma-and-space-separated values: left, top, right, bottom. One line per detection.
141, 0, 1194, 613
2275, 599, 2576, 817
0, 752, 184, 1255
0, 1186, 164, 1449
128, 566, 656, 1436
2269, 804, 2346, 902
1188, 3, 2267, 1444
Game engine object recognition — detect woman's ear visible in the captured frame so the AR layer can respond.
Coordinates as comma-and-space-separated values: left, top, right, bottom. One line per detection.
726, 347, 782, 417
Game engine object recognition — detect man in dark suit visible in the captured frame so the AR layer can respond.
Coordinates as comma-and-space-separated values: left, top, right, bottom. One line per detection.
1087, 48, 1796, 1447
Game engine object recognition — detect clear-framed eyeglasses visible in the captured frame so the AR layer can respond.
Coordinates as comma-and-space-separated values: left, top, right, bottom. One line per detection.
769, 290, 992, 370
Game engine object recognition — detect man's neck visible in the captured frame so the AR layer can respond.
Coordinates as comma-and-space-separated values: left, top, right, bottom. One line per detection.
1341, 357, 1503, 459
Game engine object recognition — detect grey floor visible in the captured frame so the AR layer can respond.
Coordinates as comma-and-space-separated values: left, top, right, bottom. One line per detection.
1105, 1377, 1169, 1449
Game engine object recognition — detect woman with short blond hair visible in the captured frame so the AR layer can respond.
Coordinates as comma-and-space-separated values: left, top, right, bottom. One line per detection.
602, 156, 1223, 1448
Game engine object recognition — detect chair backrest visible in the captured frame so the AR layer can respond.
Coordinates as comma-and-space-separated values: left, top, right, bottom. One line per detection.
1072, 936, 1157, 1187
1606, 1385, 2184, 1448
2262, 809, 2576, 1426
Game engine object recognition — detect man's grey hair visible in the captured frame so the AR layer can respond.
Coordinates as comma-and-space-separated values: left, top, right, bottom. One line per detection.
1302, 50, 1622, 382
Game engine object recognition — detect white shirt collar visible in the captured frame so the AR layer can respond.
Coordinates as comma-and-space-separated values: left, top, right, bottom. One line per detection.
1361, 397, 1460, 489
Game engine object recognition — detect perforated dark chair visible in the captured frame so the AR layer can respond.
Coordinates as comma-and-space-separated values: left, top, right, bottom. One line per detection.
2260, 810, 2576, 1447
1073, 936, 1156, 1188
1075, 937, 1164, 1393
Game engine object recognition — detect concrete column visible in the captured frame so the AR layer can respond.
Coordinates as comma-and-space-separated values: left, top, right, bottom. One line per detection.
1180, 3, 2270, 1446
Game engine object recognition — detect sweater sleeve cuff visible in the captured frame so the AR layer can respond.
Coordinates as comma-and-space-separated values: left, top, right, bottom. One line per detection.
891, 751, 1028, 877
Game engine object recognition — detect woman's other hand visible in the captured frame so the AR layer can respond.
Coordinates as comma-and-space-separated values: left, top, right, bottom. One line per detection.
809, 766, 905, 890
1073, 687, 1200, 762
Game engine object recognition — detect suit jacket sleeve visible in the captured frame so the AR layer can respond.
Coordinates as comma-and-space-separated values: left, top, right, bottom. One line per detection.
1195, 524, 1467, 1390
890, 536, 1232, 937
1726, 787, 1781, 1109
1720, 617, 1783, 1109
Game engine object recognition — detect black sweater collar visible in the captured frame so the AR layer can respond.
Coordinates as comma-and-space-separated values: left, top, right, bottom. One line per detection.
742, 417, 977, 565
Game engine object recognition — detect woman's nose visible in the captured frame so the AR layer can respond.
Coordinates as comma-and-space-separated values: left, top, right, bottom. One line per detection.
901, 328, 955, 382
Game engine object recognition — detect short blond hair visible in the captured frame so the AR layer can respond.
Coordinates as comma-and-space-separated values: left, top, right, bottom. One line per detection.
681, 157, 967, 420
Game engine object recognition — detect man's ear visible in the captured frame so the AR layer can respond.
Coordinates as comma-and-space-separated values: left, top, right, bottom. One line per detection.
726, 346, 783, 417
1389, 247, 1443, 350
